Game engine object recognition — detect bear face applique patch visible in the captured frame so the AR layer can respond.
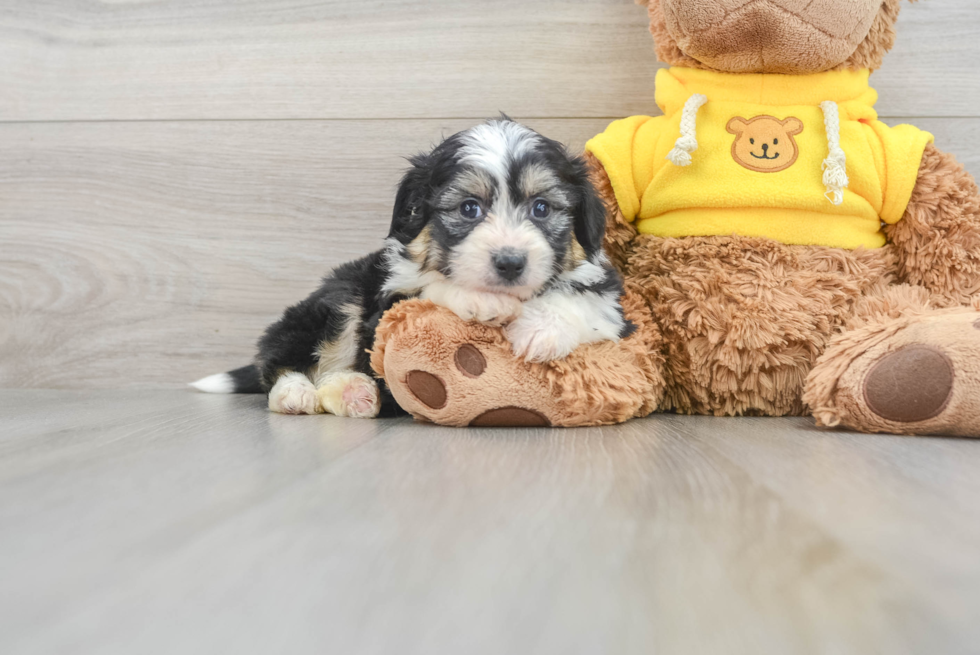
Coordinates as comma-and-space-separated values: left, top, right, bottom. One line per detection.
726, 115, 804, 173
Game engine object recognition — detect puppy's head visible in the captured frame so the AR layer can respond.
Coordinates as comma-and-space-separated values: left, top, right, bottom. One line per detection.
387, 119, 607, 299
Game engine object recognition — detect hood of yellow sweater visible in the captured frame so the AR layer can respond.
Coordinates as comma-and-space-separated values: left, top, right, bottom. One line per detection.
655, 67, 880, 121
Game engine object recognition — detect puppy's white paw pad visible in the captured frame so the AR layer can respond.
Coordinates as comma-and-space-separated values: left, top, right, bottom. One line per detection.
269, 374, 320, 415
341, 377, 381, 418
318, 372, 381, 418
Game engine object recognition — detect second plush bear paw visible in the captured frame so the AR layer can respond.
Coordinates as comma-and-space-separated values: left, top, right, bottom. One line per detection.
806, 308, 980, 437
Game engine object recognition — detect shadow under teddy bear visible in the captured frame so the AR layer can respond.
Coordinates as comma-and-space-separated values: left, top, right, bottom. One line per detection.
373, 0, 980, 437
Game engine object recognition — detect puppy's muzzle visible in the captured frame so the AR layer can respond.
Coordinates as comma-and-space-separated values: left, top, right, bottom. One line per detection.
492, 250, 527, 283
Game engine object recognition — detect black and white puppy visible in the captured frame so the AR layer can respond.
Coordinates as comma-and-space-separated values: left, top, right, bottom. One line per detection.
192, 119, 632, 417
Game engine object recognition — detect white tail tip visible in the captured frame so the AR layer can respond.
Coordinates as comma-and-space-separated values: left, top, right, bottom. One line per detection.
189, 373, 235, 394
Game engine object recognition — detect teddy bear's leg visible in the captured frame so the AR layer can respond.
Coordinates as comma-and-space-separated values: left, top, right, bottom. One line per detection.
370, 290, 665, 427
886, 143, 980, 306
804, 286, 980, 437
808, 142, 980, 436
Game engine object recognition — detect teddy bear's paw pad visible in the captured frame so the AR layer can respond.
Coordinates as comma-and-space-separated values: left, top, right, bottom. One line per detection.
454, 344, 486, 378
863, 345, 954, 423
470, 407, 551, 427
406, 370, 448, 409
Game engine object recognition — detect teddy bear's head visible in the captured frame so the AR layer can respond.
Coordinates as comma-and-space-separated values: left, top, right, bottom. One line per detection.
637, 0, 908, 74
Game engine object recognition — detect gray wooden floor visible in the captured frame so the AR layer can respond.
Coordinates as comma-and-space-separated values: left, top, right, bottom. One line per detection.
2, 389, 979, 654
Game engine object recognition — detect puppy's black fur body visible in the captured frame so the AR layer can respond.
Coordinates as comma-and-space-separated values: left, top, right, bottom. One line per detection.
249, 251, 406, 416
197, 119, 631, 417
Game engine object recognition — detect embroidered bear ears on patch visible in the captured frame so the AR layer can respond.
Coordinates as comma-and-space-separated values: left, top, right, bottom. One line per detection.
726, 115, 804, 173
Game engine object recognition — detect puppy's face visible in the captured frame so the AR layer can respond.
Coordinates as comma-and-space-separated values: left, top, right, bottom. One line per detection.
388, 120, 605, 300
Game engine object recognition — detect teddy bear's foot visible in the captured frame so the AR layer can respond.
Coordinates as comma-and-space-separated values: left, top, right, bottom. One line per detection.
805, 308, 980, 437
370, 297, 665, 428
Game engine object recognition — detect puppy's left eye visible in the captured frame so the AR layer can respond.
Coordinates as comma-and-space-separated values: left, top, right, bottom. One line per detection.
531, 199, 551, 219
459, 199, 484, 220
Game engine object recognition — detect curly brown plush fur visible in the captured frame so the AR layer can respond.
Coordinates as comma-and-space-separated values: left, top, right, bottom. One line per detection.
886, 143, 980, 306
589, 137, 980, 432
640, 0, 905, 73
589, 157, 897, 416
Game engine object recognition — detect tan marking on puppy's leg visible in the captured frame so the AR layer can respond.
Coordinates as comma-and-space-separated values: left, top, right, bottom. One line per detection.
316, 371, 381, 418
269, 371, 321, 415
312, 303, 362, 383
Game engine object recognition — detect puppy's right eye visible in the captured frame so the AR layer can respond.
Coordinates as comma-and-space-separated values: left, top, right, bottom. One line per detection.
750, 138, 755, 145
459, 199, 484, 220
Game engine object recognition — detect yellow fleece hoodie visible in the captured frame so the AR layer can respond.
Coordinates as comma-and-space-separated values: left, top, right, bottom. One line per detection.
585, 68, 934, 249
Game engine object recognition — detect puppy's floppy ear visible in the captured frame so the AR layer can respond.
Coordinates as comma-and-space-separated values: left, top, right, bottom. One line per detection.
572, 165, 608, 259
387, 154, 432, 245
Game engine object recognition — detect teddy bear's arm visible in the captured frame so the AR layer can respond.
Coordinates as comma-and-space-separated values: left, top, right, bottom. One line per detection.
884, 143, 980, 306
584, 151, 637, 272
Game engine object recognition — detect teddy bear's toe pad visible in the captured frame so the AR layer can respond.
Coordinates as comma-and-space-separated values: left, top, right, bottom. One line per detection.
406, 370, 448, 409
454, 344, 486, 377
863, 345, 954, 423
470, 407, 551, 427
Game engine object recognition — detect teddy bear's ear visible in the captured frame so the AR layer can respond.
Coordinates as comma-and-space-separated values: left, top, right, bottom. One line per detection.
726, 117, 749, 135
782, 117, 804, 136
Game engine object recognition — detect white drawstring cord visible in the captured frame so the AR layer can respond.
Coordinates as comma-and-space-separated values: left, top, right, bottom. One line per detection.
819, 101, 849, 205
666, 94, 708, 166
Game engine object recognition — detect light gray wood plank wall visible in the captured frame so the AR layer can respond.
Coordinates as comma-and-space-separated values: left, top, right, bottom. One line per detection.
0, 1, 977, 120
1, 1, 979, 389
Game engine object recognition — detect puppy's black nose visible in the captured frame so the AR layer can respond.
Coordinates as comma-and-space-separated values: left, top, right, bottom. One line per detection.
492, 251, 527, 282
762, 143, 769, 152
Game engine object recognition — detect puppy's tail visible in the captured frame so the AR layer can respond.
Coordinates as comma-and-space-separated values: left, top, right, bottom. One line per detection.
190, 365, 263, 394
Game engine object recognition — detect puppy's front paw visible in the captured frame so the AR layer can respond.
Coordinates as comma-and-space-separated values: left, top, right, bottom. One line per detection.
269, 372, 321, 415
421, 282, 523, 326
506, 310, 580, 363
469, 292, 523, 326
449, 291, 523, 326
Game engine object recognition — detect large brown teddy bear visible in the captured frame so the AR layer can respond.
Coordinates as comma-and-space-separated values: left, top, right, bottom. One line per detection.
372, 0, 980, 437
